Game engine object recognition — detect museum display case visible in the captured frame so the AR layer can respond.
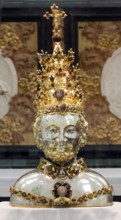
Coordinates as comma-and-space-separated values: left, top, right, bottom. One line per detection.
0, 0, 121, 205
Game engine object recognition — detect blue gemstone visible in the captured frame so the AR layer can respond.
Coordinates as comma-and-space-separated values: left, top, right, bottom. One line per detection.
60, 103, 66, 111
55, 90, 64, 100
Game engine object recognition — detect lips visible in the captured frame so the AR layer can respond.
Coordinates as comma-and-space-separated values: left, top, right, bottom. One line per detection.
57, 145, 66, 152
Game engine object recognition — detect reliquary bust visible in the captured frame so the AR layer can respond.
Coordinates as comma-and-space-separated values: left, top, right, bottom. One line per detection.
10, 4, 113, 208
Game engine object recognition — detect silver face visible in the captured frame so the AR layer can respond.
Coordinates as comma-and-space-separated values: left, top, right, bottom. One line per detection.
40, 114, 80, 163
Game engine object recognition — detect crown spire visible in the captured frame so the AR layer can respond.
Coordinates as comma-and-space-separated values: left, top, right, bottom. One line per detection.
43, 3, 67, 48
34, 4, 85, 116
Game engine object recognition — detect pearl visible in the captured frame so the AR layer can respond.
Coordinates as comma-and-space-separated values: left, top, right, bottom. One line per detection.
57, 186, 67, 196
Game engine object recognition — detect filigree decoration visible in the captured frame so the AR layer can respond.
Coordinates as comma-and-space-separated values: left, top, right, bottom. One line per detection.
34, 5, 85, 116
52, 182, 72, 198
44, 3, 66, 45
65, 158, 87, 178
37, 158, 60, 178
35, 43, 85, 115
37, 158, 87, 179
10, 184, 113, 207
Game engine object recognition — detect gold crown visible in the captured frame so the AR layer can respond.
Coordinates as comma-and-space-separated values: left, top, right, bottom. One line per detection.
34, 4, 85, 115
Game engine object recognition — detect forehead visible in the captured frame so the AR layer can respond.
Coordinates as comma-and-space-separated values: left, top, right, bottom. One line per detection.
40, 113, 80, 129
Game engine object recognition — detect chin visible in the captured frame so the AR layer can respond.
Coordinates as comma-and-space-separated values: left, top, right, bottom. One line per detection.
44, 150, 76, 164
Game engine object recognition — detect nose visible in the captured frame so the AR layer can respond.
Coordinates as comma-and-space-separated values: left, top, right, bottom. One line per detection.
57, 129, 67, 142
59, 130, 64, 142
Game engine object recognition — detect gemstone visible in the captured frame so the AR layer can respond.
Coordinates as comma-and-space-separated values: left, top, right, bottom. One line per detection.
64, 183, 70, 189
45, 164, 52, 172
70, 106, 75, 111
49, 106, 54, 110
78, 197, 83, 202
68, 83, 71, 87
54, 182, 61, 189
41, 199, 47, 204
74, 164, 80, 171
80, 93, 82, 98
56, 73, 61, 76
22, 192, 26, 197
55, 90, 64, 100
50, 76, 54, 82
60, 103, 66, 111
57, 186, 67, 197
53, 36, 61, 42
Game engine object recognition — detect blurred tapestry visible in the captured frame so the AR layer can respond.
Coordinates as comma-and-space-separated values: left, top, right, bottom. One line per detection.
78, 21, 121, 145
0, 22, 37, 145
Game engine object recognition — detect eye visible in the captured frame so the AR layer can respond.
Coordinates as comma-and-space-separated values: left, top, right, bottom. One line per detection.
64, 125, 78, 139
66, 126, 76, 134
50, 127, 58, 134
46, 125, 59, 135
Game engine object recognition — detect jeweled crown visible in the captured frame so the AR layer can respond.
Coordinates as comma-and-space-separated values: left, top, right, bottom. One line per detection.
34, 4, 85, 115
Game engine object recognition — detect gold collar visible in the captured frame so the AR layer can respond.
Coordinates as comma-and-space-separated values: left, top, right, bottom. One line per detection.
37, 157, 87, 179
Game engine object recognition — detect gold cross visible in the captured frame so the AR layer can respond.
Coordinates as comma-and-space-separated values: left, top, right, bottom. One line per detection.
43, 3, 67, 20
